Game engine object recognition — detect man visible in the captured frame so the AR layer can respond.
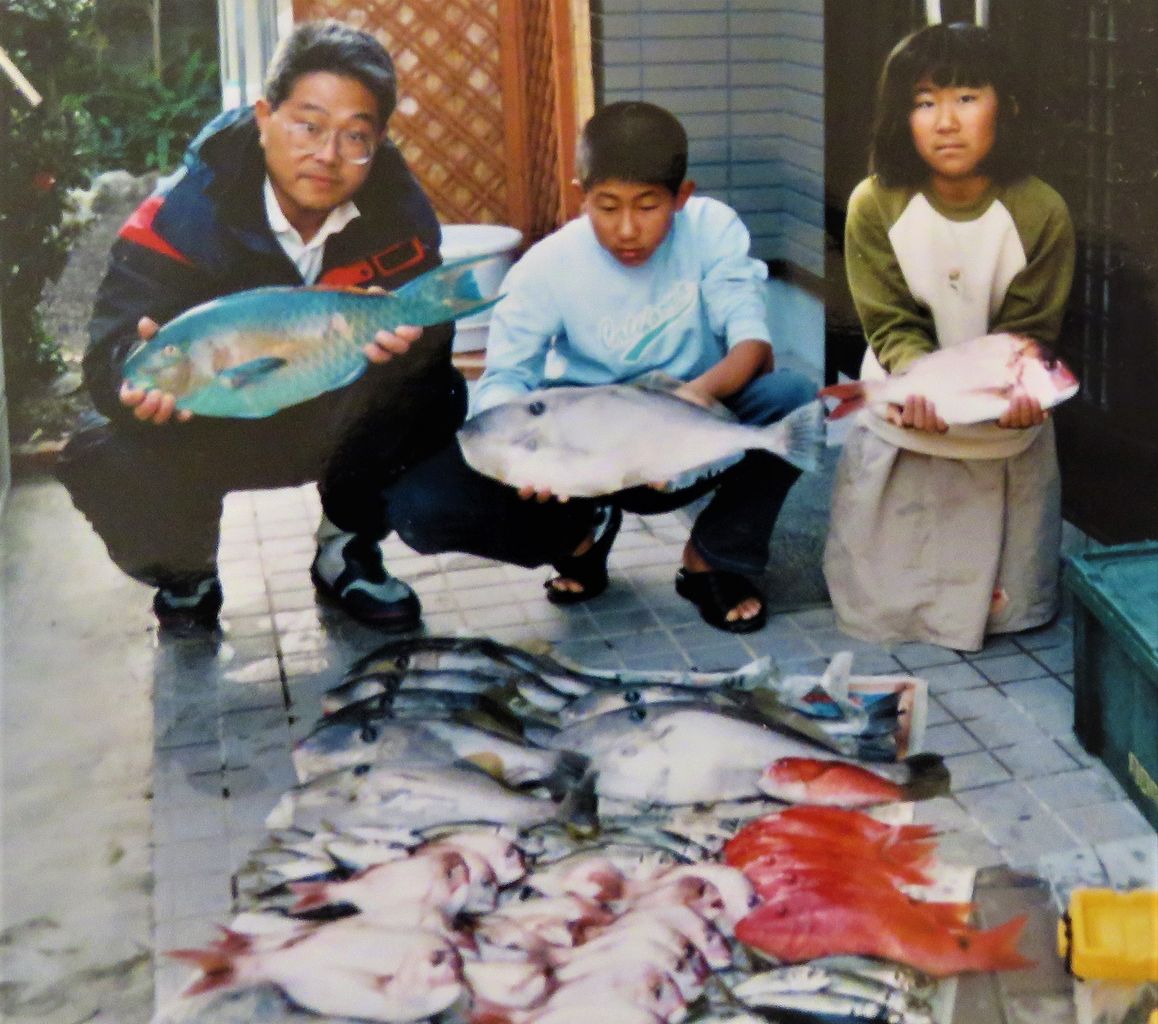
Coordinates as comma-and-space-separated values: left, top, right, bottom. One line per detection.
57, 19, 463, 632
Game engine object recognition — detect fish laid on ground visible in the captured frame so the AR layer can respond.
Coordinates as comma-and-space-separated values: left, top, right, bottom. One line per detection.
735, 897, 1033, 978
457, 380, 825, 498
757, 755, 948, 808
819, 332, 1079, 425
122, 254, 501, 418
541, 703, 947, 806
265, 760, 598, 836
167, 918, 464, 1021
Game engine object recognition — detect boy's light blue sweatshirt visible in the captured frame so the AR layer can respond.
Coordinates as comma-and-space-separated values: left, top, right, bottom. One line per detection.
471, 196, 771, 414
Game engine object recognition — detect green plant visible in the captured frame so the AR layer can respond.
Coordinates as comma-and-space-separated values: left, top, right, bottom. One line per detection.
75, 49, 220, 173
1, 0, 94, 401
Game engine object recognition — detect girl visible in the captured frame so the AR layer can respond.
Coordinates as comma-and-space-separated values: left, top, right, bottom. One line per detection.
823, 22, 1076, 651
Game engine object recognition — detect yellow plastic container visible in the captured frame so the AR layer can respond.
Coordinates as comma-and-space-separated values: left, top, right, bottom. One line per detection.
1058, 889, 1158, 982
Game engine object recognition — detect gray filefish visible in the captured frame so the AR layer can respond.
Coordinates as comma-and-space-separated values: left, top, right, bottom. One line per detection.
458, 381, 825, 498
122, 254, 501, 418
265, 760, 597, 836
542, 703, 946, 806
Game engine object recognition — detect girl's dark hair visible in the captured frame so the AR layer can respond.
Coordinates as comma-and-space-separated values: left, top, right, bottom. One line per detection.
264, 19, 397, 126
576, 101, 688, 195
870, 22, 1026, 187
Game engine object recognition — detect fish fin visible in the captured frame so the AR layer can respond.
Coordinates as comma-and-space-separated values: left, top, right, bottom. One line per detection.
763, 400, 826, 472
631, 371, 739, 422
219, 356, 287, 388
897, 752, 952, 802
167, 946, 238, 994
972, 914, 1035, 972
818, 381, 868, 421
288, 879, 333, 912
389, 254, 505, 325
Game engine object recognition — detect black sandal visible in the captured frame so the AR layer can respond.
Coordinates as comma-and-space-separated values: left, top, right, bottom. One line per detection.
545, 505, 623, 605
675, 568, 767, 633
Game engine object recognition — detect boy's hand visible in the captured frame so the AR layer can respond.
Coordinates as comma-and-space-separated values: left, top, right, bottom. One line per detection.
517, 484, 570, 503
886, 394, 948, 433
365, 324, 421, 364
119, 317, 193, 425
997, 394, 1047, 429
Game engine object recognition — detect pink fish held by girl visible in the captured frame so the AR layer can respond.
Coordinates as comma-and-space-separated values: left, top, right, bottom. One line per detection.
821, 333, 1079, 424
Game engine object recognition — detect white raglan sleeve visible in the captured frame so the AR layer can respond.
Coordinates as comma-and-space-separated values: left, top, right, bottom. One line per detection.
469, 254, 565, 416
697, 200, 772, 349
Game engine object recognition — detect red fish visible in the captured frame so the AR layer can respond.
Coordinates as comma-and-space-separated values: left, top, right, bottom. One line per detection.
742, 859, 931, 902
729, 813, 937, 869
723, 829, 934, 887
735, 900, 1033, 977
753, 805, 938, 845
758, 756, 913, 807
755, 880, 975, 930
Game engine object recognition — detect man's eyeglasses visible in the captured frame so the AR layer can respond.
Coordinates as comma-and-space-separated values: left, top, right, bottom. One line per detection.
281, 116, 377, 165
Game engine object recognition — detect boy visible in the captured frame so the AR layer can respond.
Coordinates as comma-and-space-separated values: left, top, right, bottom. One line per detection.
56, 20, 462, 632
389, 101, 814, 632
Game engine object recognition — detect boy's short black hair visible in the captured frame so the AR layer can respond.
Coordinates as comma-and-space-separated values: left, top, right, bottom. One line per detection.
870, 22, 1027, 187
576, 101, 688, 195
264, 19, 397, 127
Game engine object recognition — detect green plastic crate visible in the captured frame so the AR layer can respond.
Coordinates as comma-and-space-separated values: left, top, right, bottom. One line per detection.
1065, 542, 1158, 831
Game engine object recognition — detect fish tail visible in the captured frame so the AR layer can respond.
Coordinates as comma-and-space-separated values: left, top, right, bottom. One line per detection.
557, 766, 600, 839
392, 254, 504, 323
818, 381, 868, 420
763, 400, 826, 472
540, 750, 592, 802
896, 752, 952, 803
288, 879, 333, 912
970, 914, 1035, 972
167, 945, 240, 995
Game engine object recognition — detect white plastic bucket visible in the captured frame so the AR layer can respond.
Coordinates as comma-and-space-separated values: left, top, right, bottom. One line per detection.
439, 224, 523, 351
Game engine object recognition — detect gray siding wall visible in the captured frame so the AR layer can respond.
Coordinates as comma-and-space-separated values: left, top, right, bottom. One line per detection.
594, 0, 824, 275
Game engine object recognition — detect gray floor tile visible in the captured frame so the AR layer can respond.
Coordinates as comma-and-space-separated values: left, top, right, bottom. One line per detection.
1094, 834, 1158, 889
1000, 677, 1076, 735
924, 721, 984, 756
1057, 800, 1154, 845
964, 709, 1052, 751
939, 685, 1019, 723
971, 652, 1051, 683
946, 750, 1014, 790
919, 660, 992, 694
892, 641, 964, 670
1028, 765, 1142, 811
990, 739, 1081, 780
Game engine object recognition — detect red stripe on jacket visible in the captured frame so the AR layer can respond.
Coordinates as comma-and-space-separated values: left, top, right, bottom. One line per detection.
119, 195, 192, 265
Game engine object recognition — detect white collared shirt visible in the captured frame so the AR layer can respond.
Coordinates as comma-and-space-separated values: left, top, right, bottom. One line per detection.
263, 178, 360, 284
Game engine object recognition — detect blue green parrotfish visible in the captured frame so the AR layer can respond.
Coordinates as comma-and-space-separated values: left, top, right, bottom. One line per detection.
121, 254, 502, 418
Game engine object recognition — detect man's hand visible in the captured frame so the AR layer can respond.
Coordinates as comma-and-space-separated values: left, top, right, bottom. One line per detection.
886, 394, 948, 433
365, 324, 421, 365
119, 317, 193, 425
997, 394, 1046, 429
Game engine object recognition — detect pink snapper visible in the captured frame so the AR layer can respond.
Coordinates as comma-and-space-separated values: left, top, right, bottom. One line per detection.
820, 333, 1079, 424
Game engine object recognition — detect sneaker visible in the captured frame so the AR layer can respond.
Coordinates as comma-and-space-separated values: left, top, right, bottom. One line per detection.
310, 532, 421, 631
153, 575, 223, 630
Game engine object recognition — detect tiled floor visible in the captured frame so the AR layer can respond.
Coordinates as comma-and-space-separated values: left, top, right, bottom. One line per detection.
2, 414, 1154, 1022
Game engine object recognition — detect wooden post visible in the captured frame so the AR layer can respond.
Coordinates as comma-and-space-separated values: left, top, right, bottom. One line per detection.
497, 0, 534, 240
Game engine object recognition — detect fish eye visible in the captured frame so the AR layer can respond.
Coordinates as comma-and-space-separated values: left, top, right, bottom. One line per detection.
395, 655, 410, 669
353, 763, 371, 776
625, 690, 642, 704
629, 707, 648, 722
528, 400, 546, 416
360, 725, 379, 743
652, 983, 663, 999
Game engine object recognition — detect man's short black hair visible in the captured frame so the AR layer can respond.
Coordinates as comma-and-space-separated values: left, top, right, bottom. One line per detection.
870, 22, 1027, 187
576, 101, 688, 195
264, 19, 397, 127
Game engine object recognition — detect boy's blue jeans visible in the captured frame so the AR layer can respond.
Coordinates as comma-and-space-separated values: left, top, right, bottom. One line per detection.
390, 368, 816, 578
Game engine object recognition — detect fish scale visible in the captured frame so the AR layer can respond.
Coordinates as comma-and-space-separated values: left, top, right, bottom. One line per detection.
122, 254, 501, 418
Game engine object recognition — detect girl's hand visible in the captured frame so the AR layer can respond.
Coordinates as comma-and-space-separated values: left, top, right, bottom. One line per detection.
886, 394, 948, 433
120, 317, 193, 425
998, 394, 1047, 429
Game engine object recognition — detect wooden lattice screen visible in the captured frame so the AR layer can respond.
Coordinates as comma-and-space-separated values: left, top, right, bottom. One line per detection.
291, 0, 592, 245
